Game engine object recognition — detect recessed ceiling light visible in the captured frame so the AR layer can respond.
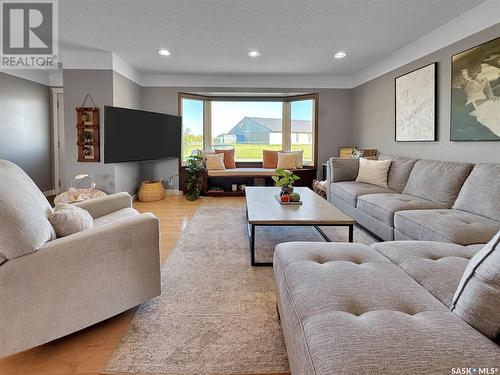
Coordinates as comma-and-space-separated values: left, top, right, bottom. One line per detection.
248, 50, 261, 57
157, 49, 170, 56
334, 51, 347, 59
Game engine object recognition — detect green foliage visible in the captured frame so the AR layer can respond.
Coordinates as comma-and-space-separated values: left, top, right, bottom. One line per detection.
184, 152, 205, 201
272, 168, 300, 188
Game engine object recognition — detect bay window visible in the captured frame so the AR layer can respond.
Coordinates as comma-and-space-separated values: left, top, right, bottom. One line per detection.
180, 93, 317, 166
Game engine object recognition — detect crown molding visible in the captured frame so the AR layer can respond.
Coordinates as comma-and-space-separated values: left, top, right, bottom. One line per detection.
353, 0, 500, 86
140, 73, 353, 88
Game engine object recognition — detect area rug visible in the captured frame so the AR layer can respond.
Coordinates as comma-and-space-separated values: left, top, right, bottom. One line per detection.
104, 202, 377, 375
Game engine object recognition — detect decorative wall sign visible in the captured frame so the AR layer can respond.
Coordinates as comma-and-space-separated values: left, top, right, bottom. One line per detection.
395, 62, 437, 142
451, 37, 500, 141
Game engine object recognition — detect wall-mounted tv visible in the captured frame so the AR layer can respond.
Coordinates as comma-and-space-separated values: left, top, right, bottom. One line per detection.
104, 106, 181, 163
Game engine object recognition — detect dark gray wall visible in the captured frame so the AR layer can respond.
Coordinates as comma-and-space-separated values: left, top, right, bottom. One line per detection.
352, 24, 500, 163
63, 69, 116, 192
141, 86, 354, 185
0, 73, 52, 191
112, 72, 144, 195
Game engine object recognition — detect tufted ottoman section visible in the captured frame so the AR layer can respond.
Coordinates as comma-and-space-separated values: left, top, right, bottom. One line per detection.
394, 209, 500, 245
373, 241, 480, 307
357, 193, 442, 226
274, 242, 500, 375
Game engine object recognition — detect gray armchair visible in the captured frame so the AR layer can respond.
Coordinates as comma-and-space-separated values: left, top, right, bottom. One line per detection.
0, 160, 161, 357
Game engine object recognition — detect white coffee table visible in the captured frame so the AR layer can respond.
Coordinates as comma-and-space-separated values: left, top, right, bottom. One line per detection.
245, 186, 356, 266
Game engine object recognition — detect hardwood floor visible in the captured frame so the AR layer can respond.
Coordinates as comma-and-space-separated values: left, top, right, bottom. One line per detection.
0, 192, 285, 375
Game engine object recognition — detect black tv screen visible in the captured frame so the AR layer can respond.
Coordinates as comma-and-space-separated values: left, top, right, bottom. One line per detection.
104, 106, 181, 163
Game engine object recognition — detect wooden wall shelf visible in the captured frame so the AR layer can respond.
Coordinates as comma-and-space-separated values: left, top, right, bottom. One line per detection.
76, 107, 100, 162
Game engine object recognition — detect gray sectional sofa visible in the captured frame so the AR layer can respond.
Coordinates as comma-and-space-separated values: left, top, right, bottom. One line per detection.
326, 156, 500, 244
274, 235, 500, 375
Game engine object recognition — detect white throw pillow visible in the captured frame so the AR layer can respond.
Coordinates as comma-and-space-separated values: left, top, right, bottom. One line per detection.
355, 158, 392, 188
277, 152, 298, 169
205, 153, 226, 170
48, 203, 93, 237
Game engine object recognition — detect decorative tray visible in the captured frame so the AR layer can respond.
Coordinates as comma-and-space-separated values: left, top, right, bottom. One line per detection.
274, 194, 303, 205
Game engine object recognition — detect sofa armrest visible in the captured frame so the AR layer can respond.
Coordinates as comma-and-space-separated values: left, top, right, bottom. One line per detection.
42, 211, 158, 251
326, 157, 359, 183
73, 192, 132, 218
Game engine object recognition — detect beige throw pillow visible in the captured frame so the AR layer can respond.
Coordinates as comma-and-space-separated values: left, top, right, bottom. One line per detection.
355, 158, 391, 188
205, 153, 226, 170
48, 203, 93, 238
277, 152, 297, 169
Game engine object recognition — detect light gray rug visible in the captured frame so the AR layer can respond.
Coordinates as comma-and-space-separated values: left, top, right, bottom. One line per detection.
104, 202, 377, 375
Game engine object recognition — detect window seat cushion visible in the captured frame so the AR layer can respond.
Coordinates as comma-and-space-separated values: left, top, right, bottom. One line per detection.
206, 167, 308, 177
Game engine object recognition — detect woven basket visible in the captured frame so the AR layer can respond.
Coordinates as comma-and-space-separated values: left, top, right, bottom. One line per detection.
138, 179, 165, 202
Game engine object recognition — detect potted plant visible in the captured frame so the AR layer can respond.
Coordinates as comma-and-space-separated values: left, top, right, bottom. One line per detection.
184, 152, 205, 201
272, 168, 300, 195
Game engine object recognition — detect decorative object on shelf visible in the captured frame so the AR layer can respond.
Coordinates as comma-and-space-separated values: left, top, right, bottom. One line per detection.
395, 62, 437, 142
76, 94, 100, 162
138, 178, 165, 202
239, 184, 246, 191
451, 37, 500, 141
272, 168, 300, 196
184, 152, 205, 201
351, 147, 362, 158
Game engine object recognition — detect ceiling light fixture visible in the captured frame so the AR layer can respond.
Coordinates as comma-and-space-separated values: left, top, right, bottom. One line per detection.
334, 51, 347, 59
248, 50, 261, 57
157, 49, 170, 56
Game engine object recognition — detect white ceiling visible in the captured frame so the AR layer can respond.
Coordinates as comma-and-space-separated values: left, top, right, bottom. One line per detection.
59, 0, 486, 76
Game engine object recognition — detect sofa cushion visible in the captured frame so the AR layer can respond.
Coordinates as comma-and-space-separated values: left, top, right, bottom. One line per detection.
274, 242, 500, 375
402, 159, 473, 208
452, 231, 500, 340
93, 207, 140, 227
453, 163, 500, 222
330, 181, 395, 207
207, 168, 278, 177
378, 154, 417, 192
394, 209, 499, 245
214, 148, 236, 169
357, 193, 442, 226
373, 241, 479, 307
355, 158, 392, 188
0, 160, 56, 260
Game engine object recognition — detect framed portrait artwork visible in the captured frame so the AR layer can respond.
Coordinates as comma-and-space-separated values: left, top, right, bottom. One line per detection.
395, 62, 437, 142
450, 37, 500, 141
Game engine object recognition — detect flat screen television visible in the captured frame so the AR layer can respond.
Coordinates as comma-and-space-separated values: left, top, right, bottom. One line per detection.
104, 106, 181, 163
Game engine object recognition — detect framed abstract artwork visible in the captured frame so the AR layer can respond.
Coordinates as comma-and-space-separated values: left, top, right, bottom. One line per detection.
395, 62, 437, 142
450, 37, 500, 141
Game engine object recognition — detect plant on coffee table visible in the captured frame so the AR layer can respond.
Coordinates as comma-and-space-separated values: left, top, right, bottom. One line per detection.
184, 152, 205, 201
272, 168, 300, 195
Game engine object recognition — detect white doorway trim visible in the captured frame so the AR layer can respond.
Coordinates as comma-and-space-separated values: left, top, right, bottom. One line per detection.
51, 87, 64, 194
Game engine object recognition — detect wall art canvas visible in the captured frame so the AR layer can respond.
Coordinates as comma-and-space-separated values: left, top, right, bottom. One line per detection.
451, 37, 500, 141
395, 63, 436, 142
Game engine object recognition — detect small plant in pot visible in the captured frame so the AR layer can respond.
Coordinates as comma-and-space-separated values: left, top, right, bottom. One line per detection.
184, 152, 205, 201
272, 168, 300, 196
